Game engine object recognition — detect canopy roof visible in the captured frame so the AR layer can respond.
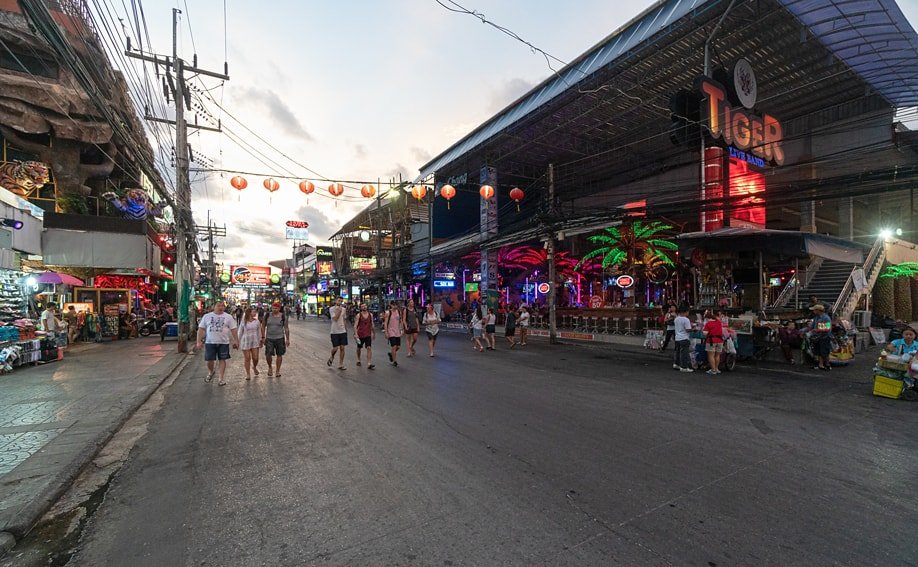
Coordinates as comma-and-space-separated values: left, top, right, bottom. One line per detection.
418, 0, 918, 208
676, 227, 868, 263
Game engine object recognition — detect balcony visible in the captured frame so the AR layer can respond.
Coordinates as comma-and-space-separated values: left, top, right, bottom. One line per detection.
41, 212, 161, 270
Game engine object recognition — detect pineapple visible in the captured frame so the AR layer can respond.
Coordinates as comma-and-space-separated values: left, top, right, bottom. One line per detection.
873, 267, 894, 319
894, 276, 913, 322
911, 278, 918, 321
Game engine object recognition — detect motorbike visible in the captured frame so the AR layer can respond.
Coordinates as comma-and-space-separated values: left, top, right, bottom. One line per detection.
138, 317, 166, 337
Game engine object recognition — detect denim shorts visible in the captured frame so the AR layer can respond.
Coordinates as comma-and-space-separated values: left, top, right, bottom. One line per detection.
204, 343, 230, 361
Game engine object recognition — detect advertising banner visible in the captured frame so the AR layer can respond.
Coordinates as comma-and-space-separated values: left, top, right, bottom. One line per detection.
285, 220, 310, 241
229, 265, 273, 286
349, 256, 377, 270
316, 246, 335, 276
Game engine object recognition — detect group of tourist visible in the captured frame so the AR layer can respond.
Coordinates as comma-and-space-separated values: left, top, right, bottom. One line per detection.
469, 304, 530, 351
195, 300, 290, 385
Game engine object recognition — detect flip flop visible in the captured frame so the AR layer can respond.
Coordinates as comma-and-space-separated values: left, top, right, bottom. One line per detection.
218, 380, 227, 386
245, 376, 251, 381
204, 371, 214, 383
327, 358, 333, 366
275, 373, 281, 378
337, 366, 346, 370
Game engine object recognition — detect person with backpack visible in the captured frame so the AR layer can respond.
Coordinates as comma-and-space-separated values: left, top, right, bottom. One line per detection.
261, 302, 290, 377
354, 303, 376, 369
383, 301, 405, 366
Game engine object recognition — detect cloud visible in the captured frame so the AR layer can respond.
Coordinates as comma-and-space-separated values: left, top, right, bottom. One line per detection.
233, 86, 313, 142
292, 204, 337, 242
410, 146, 431, 165
353, 144, 367, 159
487, 77, 534, 113
384, 163, 411, 181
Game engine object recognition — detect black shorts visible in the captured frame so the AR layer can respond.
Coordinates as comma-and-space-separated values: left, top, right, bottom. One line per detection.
486, 324, 496, 334
388, 336, 401, 347
813, 334, 832, 357
204, 343, 230, 361
505, 327, 516, 337
357, 336, 372, 348
331, 333, 348, 347
264, 337, 286, 357
426, 331, 438, 341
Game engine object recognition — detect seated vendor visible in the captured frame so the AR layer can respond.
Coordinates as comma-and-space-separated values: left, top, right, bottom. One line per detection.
886, 326, 918, 356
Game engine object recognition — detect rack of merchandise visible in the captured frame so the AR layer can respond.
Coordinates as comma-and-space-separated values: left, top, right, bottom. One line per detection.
0, 269, 27, 320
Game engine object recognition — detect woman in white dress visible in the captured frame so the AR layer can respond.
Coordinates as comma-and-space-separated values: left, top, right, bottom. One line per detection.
238, 307, 263, 380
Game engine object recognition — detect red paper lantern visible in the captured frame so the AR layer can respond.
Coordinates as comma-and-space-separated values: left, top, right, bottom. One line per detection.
298, 181, 315, 195
263, 178, 280, 192
230, 176, 247, 190
440, 184, 456, 209
361, 184, 376, 198
479, 185, 495, 200
410, 185, 427, 201
509, 187, 525, 211
328, 183, 344, 197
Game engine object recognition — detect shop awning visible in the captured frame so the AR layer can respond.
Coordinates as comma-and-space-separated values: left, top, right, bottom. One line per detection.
676, 227, 868, 263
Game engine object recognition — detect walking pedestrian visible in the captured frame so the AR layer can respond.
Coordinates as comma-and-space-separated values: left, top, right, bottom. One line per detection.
261, 302, 290, 377
404, 299, 420, 357
702, 309, 724, 375
517, 305, 530, 346
673, 306, 693, 372
422, 303, 441, 357
295, 303, 302, 320
238, 307, 263, 380
327, 297, 349, 370
504, 305, 517, 348
195, 300, 239, 386
354, 302, 376, 369
470, 306, 485, 352
807, 303, 833, 371
383, 300, 405, 366
485, 307, 497, 350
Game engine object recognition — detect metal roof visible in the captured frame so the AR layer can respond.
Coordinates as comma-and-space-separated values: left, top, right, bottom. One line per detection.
418, 0, 918, 184
777, 0, 918, 107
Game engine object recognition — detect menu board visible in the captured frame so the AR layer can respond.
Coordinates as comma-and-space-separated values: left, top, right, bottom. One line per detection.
101, 304, 121, 338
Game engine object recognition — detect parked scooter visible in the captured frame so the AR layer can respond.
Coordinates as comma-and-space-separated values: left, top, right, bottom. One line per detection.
138, 317, 165, 337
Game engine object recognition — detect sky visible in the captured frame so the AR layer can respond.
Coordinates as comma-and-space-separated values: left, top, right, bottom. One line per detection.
107, 0, 918, 267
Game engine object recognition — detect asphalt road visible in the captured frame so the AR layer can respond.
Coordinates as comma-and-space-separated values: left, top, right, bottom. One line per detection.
68, 318, 917, 566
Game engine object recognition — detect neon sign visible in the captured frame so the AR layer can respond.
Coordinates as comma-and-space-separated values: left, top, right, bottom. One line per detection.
698, 76, 784, 166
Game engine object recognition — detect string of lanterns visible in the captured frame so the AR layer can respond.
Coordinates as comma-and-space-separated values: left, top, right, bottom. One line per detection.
226, 176, 525, 209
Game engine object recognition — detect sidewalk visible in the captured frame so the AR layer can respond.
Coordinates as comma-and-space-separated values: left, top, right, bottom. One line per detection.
0, 337, 186, 552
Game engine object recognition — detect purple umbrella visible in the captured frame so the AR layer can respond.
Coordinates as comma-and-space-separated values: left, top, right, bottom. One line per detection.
35, 271, 84, 286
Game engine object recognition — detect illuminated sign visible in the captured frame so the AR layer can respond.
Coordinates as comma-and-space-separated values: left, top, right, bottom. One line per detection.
349, 256, 378, 270
286, 220, 309, 228
465, 283, 479, 292
608, 275, 634, 289
316, 246, 334, 258
229, 265, 274, 286
729, 157, 766, 228
433, 279, 455, 288
434, 272, 455, 280
698, 76, 784, 166
537, 282, 551, 294
285, 220, 310, 241
769, 277, 782, 287
317, 260, 334, 276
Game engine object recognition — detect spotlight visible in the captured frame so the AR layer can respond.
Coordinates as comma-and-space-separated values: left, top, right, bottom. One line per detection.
1, 218, 23, 230
896, 228, 903, 236
879, 229, 892, 239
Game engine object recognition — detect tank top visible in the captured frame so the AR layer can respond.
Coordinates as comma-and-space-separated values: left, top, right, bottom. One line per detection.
264, 312, 286, 339
356, 312, 373, 338
405, 308, 419, 330
386, 310, 403, 337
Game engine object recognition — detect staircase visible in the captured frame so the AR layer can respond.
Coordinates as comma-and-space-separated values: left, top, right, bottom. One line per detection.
832, 237, 887, 320
797, 259, 857, 310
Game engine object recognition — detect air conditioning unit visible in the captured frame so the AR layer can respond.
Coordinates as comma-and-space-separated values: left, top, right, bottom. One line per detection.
852, 310, 871, 329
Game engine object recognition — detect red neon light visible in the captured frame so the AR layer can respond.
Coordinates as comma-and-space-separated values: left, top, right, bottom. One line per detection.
729, 158, 766, 228
703, 146, 724, 231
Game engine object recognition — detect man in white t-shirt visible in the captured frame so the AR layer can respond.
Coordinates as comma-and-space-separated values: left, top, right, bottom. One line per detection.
40, 305, 62, 332
196, 300, 239, 385
517, 306, 531, 346
326, 297, 348, 370
673, 306, 694, 372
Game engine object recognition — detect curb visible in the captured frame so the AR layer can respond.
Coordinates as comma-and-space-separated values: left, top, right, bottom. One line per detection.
0, 351, 189, 544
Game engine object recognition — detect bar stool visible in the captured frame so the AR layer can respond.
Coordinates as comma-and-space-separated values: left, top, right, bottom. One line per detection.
571, 315, 582, 331
589, 316, 599, 334
601, 317, 610, 335
622, 317, 634, 335
611, 317, 622, 335
561, 314, 570, 329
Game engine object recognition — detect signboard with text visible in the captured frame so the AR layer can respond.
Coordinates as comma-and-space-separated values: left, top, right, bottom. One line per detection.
285, 220, 310, 240
229, 265, 273, 286
349, 256, 378, 270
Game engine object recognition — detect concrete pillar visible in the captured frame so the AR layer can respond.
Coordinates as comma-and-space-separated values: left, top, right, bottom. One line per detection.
838, 196, 854, 241
800, 200, 817, 233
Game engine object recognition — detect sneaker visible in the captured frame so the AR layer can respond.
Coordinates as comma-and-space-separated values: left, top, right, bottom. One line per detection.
706, 369, 717, 375
672, 364, 680, 370
679, 368, 694, 373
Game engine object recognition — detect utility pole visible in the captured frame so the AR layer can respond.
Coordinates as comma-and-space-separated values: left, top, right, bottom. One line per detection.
195, 211, 226, 302
547, 163, 558, 344
126, 8, 228, 352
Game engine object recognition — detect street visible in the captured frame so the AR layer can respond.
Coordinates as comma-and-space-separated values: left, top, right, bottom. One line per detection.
43, 318, 916, 566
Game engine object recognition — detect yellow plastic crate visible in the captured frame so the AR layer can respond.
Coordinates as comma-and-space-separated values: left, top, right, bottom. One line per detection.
873, 375, 904, 399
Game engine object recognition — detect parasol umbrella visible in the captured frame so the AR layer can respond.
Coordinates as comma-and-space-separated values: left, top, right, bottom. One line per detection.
34, 271, 84, 286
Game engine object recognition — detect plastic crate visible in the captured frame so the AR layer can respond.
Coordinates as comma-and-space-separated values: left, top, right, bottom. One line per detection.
873, 375, 904, 399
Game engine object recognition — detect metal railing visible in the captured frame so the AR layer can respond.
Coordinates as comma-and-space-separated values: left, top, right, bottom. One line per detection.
771, 273, 798, 309
831, 237, 886, 320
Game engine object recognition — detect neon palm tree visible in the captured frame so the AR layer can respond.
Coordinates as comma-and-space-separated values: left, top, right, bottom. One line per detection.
880, 262, 918, 279
576, 221, 678, 278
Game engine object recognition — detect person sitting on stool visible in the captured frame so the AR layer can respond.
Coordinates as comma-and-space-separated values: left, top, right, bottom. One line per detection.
779, 321, 802, 364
